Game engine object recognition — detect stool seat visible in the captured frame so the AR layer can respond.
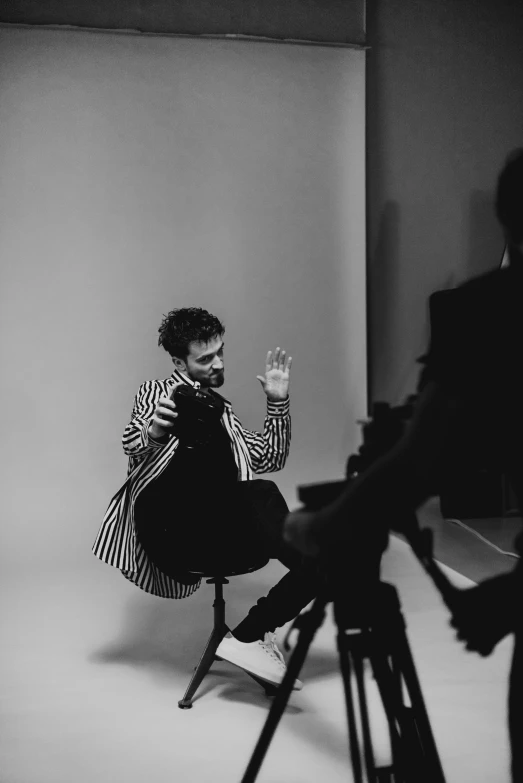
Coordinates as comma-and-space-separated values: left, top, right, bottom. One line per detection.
178, 556, 270, 709
185, 558, 270, 579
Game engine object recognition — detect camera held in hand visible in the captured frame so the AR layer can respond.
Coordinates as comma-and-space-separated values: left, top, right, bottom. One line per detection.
172, 385, 225, 448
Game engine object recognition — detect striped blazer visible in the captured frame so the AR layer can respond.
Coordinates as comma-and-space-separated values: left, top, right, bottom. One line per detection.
92, 369, 291, 599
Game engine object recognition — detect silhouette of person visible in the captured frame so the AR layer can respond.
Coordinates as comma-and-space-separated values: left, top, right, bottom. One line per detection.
284, 148, 523, 780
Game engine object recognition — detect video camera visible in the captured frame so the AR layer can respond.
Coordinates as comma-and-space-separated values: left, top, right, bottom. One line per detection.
295, 393, 458, 613
298, 396, 418, 510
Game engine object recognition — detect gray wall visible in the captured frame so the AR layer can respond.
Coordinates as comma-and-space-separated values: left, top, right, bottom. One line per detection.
366, 0, 523, 403
0, 27, 366, 567
4, 2, 523, 404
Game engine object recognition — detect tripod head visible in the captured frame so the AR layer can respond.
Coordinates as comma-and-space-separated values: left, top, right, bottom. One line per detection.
297, 479, 461, 617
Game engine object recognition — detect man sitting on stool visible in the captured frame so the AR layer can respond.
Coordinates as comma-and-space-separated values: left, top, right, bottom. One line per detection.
93, 307, 322, 691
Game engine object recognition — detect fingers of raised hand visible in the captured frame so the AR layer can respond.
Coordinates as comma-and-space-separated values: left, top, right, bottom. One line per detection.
268, 347, 283, 370
266, 347, 292, 373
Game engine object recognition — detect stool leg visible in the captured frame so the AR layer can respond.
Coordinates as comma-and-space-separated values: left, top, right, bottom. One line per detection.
178, 581, 227, 709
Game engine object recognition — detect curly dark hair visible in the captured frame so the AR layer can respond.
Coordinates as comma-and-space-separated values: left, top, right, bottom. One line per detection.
158, 307, 225, 358
496, 147, 523, 246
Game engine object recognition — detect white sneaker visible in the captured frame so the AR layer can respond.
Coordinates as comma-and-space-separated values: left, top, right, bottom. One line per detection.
216, 632, 303, 691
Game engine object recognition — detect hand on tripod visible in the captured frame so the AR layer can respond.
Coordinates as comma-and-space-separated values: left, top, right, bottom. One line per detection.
282, 507, 323, 557
448, 578, 517, 657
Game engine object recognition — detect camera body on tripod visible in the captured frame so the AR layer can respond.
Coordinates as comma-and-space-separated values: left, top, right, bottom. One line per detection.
298, 396, 418, 512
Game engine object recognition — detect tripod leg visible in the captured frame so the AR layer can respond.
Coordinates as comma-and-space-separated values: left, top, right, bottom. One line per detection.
352, 637, 379, 783
368, 619, 446, 783
368, 645, 411, 782
336, 629, 365, 783
240, 595, 329, 783
393, 626, 446, 783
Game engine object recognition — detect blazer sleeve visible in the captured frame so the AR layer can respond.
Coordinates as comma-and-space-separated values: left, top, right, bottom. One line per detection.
239, 397, 291, 474
122, 381, 168, 459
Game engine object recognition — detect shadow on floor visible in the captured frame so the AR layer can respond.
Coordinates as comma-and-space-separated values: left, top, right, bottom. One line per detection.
89, 586, 353, 763
90, 577, 340, 697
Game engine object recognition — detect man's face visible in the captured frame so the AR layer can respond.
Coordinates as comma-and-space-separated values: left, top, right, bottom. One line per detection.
174, 335, 225, 389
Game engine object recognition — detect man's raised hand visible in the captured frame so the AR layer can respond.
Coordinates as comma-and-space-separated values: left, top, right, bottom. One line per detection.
257, 347, 292, 402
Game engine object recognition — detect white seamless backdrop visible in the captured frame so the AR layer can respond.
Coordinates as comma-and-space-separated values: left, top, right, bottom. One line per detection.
0, 27, 366, 568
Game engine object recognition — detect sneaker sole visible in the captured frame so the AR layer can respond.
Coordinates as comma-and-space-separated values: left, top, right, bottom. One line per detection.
215, 646, 302, 691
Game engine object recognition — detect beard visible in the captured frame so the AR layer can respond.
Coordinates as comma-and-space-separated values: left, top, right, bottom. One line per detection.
205, 370, 225, 388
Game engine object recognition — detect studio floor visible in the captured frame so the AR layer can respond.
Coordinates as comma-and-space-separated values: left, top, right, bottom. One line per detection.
0, 498, 520, 783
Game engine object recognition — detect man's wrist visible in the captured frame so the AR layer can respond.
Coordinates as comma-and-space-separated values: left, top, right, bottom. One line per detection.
266, 396, 290, 417
266, 394, 289, 402
148, 422, 169, 444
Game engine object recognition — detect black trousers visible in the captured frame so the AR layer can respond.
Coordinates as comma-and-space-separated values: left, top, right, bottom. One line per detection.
229, 480, 324, 642
136, 478, 322, 641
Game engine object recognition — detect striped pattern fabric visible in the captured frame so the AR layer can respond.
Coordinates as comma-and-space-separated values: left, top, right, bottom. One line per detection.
92, 369, 291, 599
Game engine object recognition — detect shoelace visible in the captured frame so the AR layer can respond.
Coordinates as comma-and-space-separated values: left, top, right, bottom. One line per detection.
260, 633, 286, 668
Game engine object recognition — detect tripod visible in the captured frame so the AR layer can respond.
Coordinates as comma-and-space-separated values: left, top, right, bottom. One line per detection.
240, 533, 451, 783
